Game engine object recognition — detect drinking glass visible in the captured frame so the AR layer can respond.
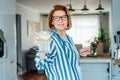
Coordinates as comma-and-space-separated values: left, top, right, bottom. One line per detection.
38, 31, 51, 53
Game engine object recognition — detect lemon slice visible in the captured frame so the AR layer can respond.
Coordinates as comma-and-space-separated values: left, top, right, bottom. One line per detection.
39, 31, 50, 40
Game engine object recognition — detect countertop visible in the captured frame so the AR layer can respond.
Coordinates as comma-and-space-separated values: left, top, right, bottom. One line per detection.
114, 59, 120, 66
80, 53, 111, 63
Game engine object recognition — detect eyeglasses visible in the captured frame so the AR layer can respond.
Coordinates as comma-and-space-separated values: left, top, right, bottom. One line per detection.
52, 15, 68, 21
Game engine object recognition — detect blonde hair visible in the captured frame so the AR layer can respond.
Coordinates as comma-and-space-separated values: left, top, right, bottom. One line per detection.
48, 5, 72, 30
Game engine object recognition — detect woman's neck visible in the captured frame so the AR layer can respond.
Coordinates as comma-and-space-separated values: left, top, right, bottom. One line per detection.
57, 30, 66, 37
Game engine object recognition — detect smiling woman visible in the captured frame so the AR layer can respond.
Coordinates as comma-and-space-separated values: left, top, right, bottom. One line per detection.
34, 5, 83, 80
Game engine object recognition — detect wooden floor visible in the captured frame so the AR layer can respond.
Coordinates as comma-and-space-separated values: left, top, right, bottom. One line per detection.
18, 70, 47, 80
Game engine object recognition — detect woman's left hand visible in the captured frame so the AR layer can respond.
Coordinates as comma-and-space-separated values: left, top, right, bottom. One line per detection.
79, 48, 91, 56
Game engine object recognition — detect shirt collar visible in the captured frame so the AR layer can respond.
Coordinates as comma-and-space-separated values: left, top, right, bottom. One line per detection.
52, 29, 68, 42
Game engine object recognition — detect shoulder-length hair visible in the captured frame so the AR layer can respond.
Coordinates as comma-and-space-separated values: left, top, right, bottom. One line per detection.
48, 5, 72, 30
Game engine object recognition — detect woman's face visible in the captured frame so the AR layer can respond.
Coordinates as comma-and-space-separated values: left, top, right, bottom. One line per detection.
52, 10, 68, 31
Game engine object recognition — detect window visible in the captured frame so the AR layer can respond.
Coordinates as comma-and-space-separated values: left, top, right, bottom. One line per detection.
67, 14, 100, 47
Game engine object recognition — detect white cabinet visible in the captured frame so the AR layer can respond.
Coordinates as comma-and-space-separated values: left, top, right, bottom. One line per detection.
80, 58, 111, 80
0, 62, 5, 80
81, 63, 108, 80
0, 59, 17, 80
111, 61, 120, 80
4, 59, 17, 80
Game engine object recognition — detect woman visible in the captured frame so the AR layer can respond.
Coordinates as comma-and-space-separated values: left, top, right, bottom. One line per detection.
35, 5, 82, 80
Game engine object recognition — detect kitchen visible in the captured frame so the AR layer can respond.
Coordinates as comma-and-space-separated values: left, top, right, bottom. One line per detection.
0, 0, 120, 80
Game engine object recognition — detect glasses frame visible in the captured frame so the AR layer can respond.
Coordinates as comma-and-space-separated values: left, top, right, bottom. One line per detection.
52, 15, 68, 21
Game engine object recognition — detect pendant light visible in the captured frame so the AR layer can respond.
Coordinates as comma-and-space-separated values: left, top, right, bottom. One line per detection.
81, 0, 89, 11
96, 0, 104, 11
68, 0, 75, 11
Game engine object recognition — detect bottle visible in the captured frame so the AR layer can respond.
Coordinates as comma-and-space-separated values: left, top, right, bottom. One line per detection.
117, 47, 120, 59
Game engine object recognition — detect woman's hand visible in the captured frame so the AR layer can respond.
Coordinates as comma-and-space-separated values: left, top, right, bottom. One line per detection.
34, 32, 51, 46
34, 32, 40, 46
79, 48, 91, 56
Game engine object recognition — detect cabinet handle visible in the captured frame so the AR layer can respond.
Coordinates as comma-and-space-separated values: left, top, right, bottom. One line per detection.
5, 43, 8, 58
119, 71, 120, 74
107, 68, 109, 73
11, 61, 14, 63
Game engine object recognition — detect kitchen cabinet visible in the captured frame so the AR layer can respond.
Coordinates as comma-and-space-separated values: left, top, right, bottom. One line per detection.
4, 59, 17, 80
80, 55, 111, 80
111, 60, 120, 80
0, 58, 17, 80
0, 62, 5, 80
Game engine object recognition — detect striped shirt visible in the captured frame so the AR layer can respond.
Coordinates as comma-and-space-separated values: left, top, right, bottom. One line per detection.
35, 29, 82, 80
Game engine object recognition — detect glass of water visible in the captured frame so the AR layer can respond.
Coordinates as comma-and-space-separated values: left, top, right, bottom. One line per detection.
38, 31, 51, 53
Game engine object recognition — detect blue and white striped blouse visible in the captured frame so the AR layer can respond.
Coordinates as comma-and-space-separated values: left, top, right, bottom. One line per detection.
35, 29, 82, 80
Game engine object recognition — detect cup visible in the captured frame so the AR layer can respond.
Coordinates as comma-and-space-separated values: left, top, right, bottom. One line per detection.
38, 31, 51, 53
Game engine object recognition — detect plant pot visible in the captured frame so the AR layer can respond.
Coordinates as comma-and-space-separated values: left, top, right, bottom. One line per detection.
96, 41, 104, 55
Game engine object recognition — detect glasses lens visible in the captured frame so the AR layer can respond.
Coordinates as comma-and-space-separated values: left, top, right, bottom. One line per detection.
52, 16, 67, 21
53, 16, 59, 21
62, 16, 67, 20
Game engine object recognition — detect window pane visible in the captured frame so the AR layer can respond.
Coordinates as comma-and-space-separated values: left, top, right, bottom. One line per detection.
67, 15, 99, 47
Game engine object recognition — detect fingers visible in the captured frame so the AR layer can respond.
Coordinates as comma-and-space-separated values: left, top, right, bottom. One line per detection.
34, 32, 51, 46
79, 48, 90, 53
34, 32, 51, 47
79, 48, 91, 57
34, 32, 40, 46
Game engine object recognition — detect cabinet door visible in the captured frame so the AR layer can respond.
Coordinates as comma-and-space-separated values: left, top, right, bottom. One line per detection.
4, 59, 17, 80
112, 63, 120, 80
81, 63, 108, 80
0, 63, 5, 80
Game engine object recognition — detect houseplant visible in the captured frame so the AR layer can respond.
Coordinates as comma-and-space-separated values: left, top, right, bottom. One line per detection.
98, 27, 106, 42
97, 27, 110, 53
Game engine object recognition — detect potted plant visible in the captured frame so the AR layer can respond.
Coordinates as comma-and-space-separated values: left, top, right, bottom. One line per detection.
97, 27, 110, 53
98, 27, 106, 42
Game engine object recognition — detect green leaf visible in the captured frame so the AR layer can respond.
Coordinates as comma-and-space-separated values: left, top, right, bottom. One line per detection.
97, 27, 106, 42
17, 63, 24, 69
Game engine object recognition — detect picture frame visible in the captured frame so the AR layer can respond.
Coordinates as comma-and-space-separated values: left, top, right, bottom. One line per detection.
27, 20, 40, 36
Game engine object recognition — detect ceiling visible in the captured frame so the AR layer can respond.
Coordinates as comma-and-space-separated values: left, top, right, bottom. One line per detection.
16, 0, 111, 14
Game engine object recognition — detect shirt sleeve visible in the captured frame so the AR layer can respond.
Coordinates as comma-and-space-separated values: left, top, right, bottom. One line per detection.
67, 35, 81, 65
34, 40, 56, 70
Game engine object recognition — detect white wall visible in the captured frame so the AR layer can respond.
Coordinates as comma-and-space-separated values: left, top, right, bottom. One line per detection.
16, 3, 40, 73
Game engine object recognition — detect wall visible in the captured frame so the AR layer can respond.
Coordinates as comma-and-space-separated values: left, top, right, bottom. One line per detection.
40, 15, 48, 31
16, 3, 40, 74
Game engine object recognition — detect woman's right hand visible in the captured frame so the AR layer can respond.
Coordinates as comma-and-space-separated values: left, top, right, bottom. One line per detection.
34, 32, 51, 46
34, 32, 40, 46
